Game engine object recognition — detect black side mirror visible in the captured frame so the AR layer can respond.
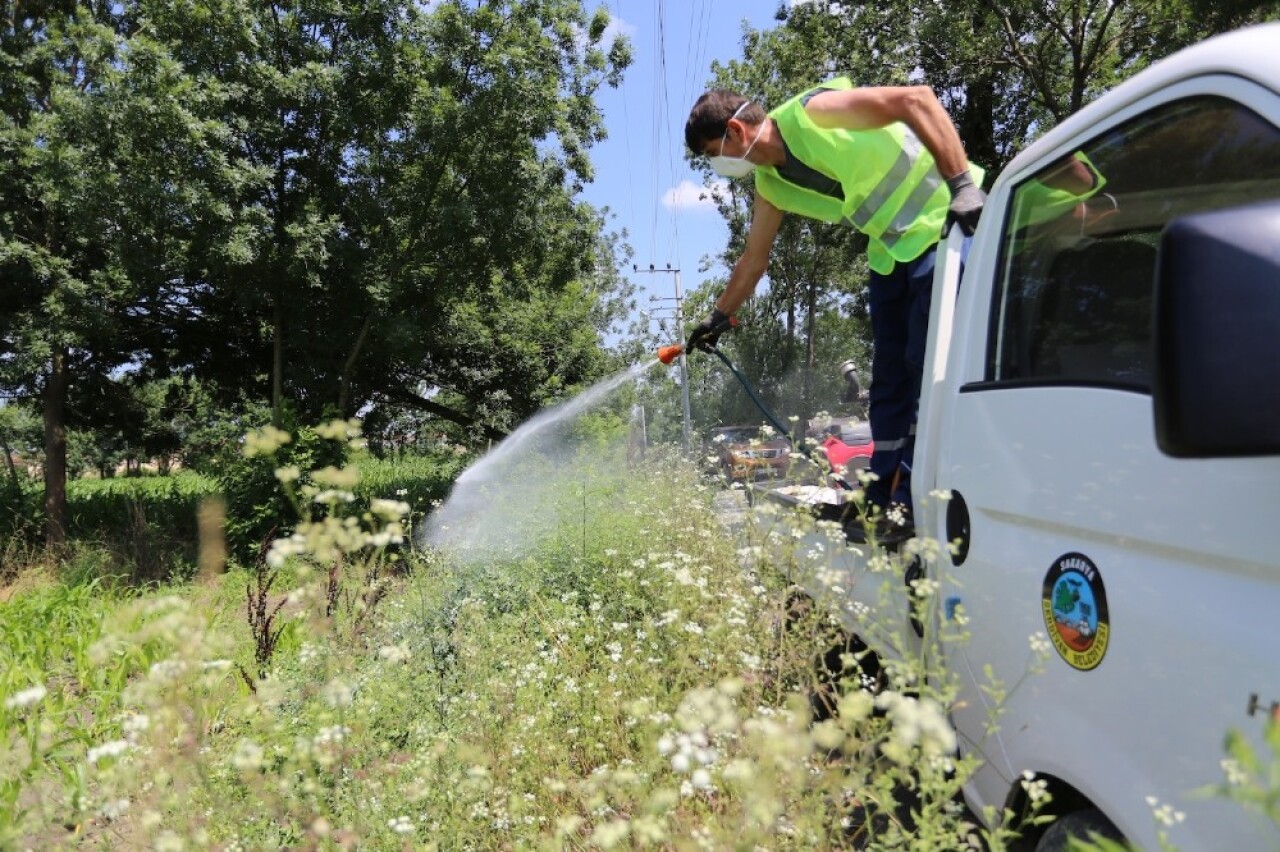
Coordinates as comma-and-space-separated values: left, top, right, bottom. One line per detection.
1153, 199, 1280, 457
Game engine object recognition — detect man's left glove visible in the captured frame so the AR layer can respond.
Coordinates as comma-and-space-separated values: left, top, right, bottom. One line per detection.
944, 171, 986, 236
686, 308, 733, 354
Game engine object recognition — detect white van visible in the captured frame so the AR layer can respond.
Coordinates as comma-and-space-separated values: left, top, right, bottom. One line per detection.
757, 21, 1280, 851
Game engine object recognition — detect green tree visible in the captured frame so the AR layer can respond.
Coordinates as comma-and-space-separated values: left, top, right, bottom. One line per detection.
144, 0, 634, 438
0, 402, 40, 492
0, 4, 238, 546
674, 0, 1279, 442
779, 0, 1280, 173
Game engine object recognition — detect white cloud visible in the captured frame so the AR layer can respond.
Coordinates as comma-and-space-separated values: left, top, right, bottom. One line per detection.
661, 179, 727, 212
602, 14, 636, 44
575, 13, 635, 51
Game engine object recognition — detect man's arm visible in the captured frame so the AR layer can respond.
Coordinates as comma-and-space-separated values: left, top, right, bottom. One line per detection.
715, 193, 783, 314
803, 85, 969, 179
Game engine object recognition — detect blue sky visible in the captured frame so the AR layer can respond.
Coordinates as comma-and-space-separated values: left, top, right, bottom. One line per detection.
579, 0, 791, 338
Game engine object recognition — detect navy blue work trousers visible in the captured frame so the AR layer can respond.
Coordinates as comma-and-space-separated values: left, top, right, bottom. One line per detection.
864, 237, 970, 509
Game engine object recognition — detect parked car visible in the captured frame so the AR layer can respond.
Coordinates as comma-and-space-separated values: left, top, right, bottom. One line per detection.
709, 425, 792, 483
809, 417, 874, 479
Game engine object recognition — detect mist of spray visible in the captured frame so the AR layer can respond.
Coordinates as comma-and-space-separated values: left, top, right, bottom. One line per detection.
420, 359, 661, 562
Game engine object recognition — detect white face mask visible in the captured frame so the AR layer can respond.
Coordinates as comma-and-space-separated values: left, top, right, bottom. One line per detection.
708, 101, 763, 178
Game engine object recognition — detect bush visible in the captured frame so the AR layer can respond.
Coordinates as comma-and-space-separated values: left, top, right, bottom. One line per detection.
215, 422, 349, 565
354, 450, 467, 521
65, 473, 219, 541
0, 479, 40, 545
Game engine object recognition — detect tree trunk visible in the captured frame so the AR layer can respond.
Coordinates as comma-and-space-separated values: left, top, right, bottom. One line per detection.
43, 349, 69, 549
338, 315, 372, 416
1, 434, 19, 492
272, 298, 284, 427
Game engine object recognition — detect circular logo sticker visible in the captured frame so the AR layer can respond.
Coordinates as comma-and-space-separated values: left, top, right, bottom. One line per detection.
1041, 553, 1110, 671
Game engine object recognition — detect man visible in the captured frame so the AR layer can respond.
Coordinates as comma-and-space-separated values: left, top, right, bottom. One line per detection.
683, 80, 986, 533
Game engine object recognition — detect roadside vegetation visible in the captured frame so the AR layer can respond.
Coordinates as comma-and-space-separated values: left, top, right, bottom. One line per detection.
0, 422, 1014, 849
3, 422, 1277, 849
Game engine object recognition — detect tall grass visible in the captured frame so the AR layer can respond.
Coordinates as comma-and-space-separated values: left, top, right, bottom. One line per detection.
0, 424, 1271, 849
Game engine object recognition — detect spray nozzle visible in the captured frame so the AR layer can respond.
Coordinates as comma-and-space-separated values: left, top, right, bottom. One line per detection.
655, 315, 740, 366
657, 344, 684, 365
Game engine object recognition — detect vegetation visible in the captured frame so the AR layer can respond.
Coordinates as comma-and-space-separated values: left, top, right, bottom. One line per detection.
3, 3, 1279, 848
0, 423, 1029, 849
3, 421, 1275, 849
1, 0, 635, 547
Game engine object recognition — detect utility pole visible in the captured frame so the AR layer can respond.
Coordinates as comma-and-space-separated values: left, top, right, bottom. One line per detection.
635, 263, 692, 454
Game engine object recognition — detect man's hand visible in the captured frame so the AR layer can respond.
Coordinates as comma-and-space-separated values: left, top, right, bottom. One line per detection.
945, 171, 986, 236
686, 308, 733, 354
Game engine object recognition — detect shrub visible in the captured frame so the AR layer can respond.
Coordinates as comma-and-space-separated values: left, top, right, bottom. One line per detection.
215, 421, 349, 565
354, 450, 466, 522
65, 473, 219, 541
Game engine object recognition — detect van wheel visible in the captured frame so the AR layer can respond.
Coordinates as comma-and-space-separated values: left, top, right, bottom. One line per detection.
1035, 808, 1123, 851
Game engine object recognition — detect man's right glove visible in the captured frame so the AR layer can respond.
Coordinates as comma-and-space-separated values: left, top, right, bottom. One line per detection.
686, 307, 733, 354
944, 170, 986, 236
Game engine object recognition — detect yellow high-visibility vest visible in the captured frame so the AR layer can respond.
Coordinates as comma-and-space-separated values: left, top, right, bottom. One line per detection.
755, 77, 985, 274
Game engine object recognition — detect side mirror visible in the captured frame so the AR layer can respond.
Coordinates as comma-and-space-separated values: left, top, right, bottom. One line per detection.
839, 359, 862, 403
1153, 199, 1280, 457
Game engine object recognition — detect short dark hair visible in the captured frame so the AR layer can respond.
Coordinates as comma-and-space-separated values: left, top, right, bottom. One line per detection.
685, 90, 767, 155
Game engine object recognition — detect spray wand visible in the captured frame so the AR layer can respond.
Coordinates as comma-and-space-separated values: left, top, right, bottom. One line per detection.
656, 323, 797, 449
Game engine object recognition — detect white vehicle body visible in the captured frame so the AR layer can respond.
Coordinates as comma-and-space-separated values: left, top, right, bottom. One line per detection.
758, 22, 1280, 850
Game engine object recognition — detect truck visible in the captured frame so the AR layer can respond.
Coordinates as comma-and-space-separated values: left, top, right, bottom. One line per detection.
751, 21, 1280, 851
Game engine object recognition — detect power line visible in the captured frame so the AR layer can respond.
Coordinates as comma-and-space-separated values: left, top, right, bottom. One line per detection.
610, 0, 638, 231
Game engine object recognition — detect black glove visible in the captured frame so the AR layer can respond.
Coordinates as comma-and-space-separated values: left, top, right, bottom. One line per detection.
686, 307, 733, 354
944, 171, 986, 236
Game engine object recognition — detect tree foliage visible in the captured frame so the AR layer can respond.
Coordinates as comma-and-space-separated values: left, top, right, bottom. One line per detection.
0, 0, 634, 544
673, 0, 1277, 441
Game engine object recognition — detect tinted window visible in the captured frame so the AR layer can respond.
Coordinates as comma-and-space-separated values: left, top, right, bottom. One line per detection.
990, 96, 1280, 389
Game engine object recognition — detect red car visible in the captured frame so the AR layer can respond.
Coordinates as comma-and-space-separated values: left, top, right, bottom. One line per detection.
814, 420, 874, 480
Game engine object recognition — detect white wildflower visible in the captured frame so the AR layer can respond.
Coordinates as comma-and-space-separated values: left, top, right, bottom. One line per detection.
98, 798, 130, 821
4, 684, 47, 710
370, 498, 411, 521
322, 678, 354, 708
377, 644, 412, 664
87, 740, 131, 765
232, 740, 264, 771
1019, 770, 1050, 803
1221, 758, 1248, 786
154, 830, 184, 852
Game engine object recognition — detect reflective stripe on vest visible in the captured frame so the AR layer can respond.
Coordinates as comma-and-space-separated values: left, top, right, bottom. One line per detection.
843, 132, 920, 231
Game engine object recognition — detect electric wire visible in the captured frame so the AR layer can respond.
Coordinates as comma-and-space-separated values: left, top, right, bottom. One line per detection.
657, 0, 684, 267
609, 0, 638, 233
649, 0, 664, 261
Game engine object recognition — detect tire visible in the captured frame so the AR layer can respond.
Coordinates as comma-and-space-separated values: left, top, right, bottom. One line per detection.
1035, 808, 1123, 851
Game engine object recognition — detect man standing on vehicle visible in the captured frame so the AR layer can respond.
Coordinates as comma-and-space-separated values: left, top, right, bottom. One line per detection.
683, 81, 985, 534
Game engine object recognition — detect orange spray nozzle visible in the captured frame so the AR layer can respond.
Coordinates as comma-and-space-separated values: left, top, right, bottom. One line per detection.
657, 344, 684, 365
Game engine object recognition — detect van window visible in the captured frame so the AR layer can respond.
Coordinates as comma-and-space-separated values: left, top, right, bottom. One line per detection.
989, 96, 1280, 389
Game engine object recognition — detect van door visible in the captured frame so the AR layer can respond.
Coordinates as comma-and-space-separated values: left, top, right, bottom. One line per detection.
932, 81, 1280, 850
